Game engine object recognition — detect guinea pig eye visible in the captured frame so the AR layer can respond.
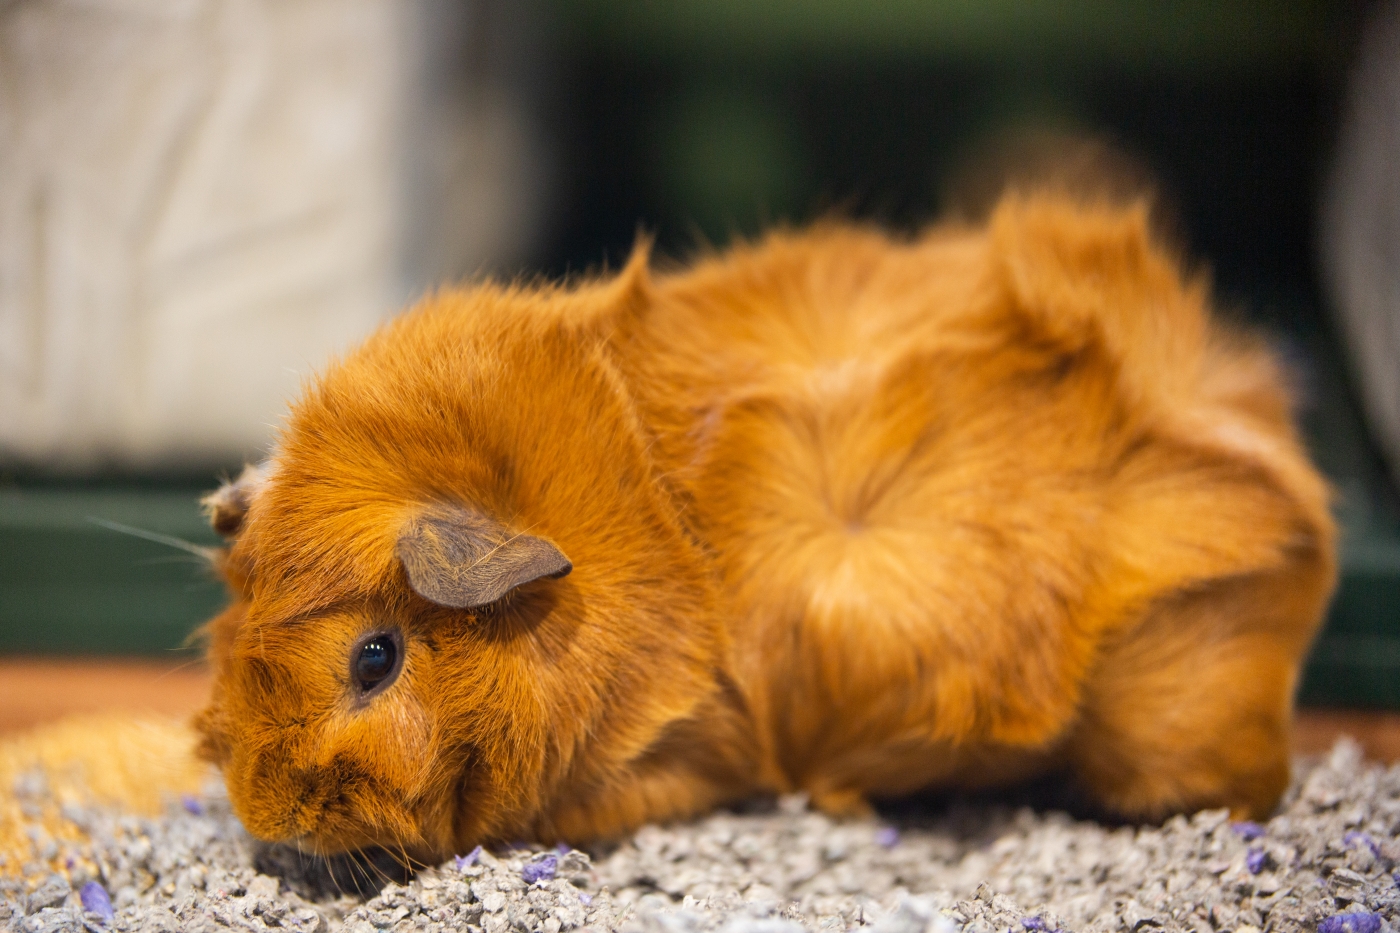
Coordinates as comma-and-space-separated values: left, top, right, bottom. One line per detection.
352, 632, 402, 697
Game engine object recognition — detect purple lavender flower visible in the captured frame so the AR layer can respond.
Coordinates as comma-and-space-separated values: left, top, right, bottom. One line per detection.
521, 854, 557, 884
1230, 821, 1265, 841
1318, 911, 1383, 933
1245, 847, 1266, 874
181, 794, 203, 816
1343, 831, 1382, 858
80, 881, 115, 923
556, 842, 571, 855
579, 892, 594, 906
454, 845, 483, 871
1021, 917, 1048, 931
874, 826, 900, 848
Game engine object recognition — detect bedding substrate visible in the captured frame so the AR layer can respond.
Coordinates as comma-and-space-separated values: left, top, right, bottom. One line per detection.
2, 740, 1397, 933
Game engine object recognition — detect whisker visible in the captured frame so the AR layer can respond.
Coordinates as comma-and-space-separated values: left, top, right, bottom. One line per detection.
392, 835, 426, 876
351, 849, 390, 891
152, 657, 206, 682
319, 841, 347, 898
343, 851, 365, 889
294, 836, 313, 890
135, 555, 212, 567
364, 850, 393, 885
86, 516, 217, 561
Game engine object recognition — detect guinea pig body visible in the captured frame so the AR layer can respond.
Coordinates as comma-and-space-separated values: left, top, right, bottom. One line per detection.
195, 195, 1335, 860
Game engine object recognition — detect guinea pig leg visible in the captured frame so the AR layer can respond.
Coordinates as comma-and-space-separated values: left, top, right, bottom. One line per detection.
1065, 560, 1329, 822
541, 760, 752, 844
442, 669, 758, 852
805, 785, 875, 819
535, 689, 765, 844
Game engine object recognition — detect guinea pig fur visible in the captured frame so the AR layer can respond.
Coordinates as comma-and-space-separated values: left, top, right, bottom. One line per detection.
194, 194, 1336, 861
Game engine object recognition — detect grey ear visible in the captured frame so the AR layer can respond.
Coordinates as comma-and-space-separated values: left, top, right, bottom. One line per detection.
202, 462, 269, 539
396, 507, 572, 609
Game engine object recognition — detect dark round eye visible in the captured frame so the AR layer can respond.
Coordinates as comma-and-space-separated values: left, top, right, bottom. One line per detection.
353, 634, 400, 695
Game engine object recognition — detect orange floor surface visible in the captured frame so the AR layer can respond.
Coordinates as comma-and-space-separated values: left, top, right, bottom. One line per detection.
0, 657, 212, 734
0, 657, 1397, 762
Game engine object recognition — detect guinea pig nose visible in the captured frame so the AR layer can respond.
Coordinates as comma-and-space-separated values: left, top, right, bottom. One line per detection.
352, 631, 403, 697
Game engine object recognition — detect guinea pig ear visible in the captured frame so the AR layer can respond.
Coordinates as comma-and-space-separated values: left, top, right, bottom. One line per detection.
570, 232, 653, 338
202, 462, 269, 539
396, 507, 572, 609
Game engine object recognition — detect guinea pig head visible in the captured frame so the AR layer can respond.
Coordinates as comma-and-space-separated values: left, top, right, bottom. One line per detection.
194, 259, 730, 858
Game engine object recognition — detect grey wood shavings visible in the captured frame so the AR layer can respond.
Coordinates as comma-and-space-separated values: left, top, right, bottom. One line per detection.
2, 740, 1397, 933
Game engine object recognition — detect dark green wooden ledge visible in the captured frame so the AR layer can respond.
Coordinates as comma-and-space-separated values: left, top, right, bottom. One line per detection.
1, 482, 1396, 707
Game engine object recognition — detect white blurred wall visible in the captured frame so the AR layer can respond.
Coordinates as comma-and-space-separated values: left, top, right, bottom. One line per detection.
1324, 0, 1400, 492
0, 0, 547, 472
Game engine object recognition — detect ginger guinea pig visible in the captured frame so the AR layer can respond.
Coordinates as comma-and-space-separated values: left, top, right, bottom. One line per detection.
194, 194, 1335, 861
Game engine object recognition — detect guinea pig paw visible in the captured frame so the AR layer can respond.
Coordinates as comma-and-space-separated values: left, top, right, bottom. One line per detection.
807, 786, 875, 820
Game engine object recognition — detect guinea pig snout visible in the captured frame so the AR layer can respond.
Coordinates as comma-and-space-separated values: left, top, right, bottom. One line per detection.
239, 754, 367, 841
235, 749, 425, 855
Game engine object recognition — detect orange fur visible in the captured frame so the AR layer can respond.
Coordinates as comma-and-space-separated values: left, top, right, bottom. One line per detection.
194, 195, 1335, 860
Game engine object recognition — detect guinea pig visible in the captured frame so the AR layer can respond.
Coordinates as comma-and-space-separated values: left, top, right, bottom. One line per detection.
193, 194, 1336, 862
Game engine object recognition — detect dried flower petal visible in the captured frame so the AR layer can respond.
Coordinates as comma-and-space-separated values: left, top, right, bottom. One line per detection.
521, 854, 557, 884
181, 794, 203, 816
1231, 821, 1265, 841
1245, 847, 1266, 874
80, 881, 115, 923
1318, 912, 1382, 933
454, 845, 483, 871
1343, 831, 1381, 858
874, 827, 899, 848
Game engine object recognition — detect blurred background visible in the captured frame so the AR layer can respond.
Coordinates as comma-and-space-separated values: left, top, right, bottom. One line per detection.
1, 0, 1398, 732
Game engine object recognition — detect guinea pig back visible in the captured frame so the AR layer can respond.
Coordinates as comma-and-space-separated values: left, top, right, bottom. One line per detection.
194, 194, 1335, 859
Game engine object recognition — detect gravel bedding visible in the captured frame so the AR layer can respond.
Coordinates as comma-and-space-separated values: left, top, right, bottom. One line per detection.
2, 740, 1398, 933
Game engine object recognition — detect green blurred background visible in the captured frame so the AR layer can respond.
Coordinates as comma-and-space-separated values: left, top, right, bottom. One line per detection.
2, 0, 1396, 706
